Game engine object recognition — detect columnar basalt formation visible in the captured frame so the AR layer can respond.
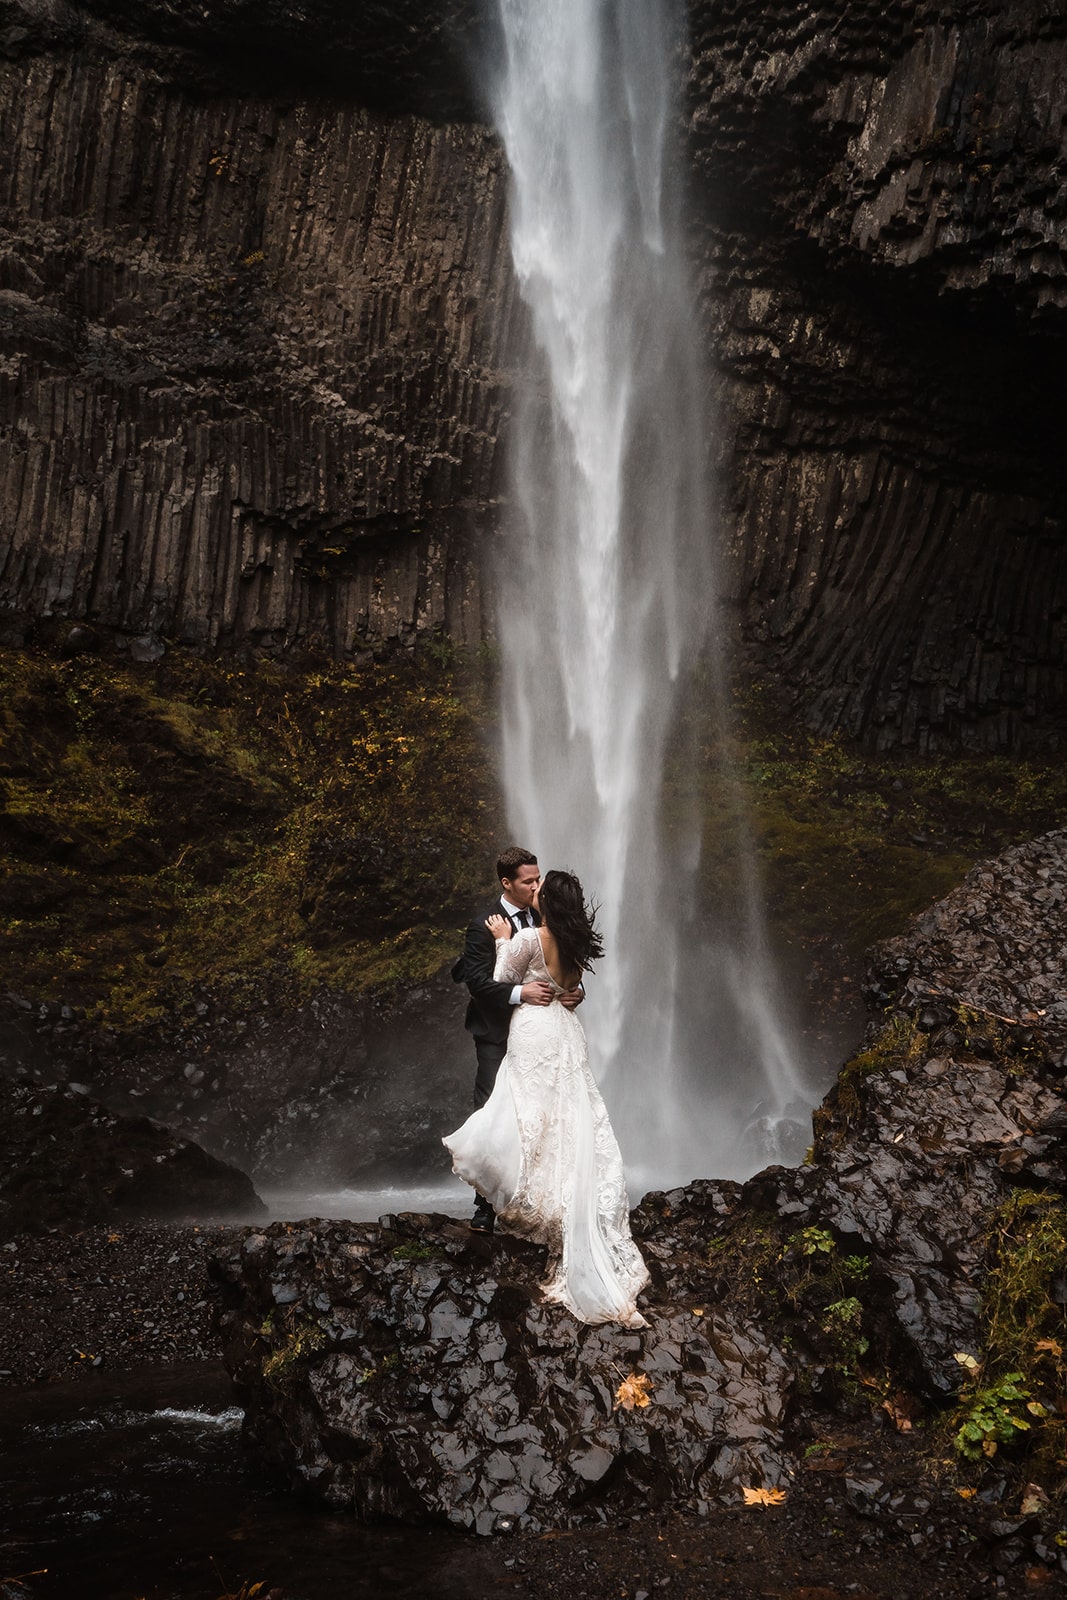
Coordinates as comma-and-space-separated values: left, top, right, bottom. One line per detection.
691, 0, 1067, 748
0, 1, 512, 657
0, 1, 1065, 746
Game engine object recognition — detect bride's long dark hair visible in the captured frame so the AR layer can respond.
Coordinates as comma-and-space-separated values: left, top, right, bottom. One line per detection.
538, 869, 604, 977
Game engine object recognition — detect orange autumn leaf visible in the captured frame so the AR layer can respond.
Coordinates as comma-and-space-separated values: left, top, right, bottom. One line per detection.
882, 1396, 915, 1433
614, 1371, 653, 1411
742, 1486, 787, 1507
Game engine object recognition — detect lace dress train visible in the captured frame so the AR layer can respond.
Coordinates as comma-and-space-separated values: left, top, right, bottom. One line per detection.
444, 927, 649, 1328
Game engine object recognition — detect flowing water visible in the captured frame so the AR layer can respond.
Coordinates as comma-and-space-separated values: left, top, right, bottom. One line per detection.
489, 0, 808, 1184
0, 1364, 488, 1599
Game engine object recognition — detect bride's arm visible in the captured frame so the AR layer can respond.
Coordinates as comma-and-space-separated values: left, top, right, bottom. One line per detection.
491, 927, 535, 986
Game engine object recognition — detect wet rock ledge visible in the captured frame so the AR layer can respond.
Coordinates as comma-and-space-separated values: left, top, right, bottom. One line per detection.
212, 1218, 792, 1535
212, 830, 1067, 1536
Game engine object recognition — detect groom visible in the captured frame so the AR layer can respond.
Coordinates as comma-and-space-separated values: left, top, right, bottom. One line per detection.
452, 845, 581, 1232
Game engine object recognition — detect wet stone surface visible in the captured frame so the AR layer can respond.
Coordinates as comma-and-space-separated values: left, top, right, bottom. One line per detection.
211, 1217, 793, 1534
868, 828, 1067, 1063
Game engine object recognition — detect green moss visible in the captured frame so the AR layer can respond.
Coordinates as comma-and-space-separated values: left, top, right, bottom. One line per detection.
391, 1242, 439, 1262
0, 643, 498, 1032
984, 1194, 1067, 1371
261, 1319, 326, 1390
695, 694, 1067, 959
813, 1015, 925, 1144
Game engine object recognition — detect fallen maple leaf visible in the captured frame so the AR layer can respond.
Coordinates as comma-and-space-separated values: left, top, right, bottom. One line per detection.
741, 1486, 787, 1507
1035, 1338, 1062, 1359
881, 1395, 916, 1433
614, 1371, 653, 1411
957, 1487, 977, 1500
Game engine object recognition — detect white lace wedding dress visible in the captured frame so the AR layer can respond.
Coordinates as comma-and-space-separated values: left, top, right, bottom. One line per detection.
444, 927, 649, 1328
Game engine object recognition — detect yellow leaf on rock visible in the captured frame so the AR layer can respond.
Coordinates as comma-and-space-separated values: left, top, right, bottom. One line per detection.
742, 1486, 787, 1507
614, 1371, 653, 1411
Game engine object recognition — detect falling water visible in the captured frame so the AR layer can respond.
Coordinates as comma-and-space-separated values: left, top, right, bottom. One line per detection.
488, 0, 807, 1186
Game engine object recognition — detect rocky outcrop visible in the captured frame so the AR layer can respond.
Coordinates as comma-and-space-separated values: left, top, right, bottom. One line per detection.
211, 827, 1066, 1526
0, 1074, 263, 1233
1, 0, 1065, 746
866, 826, 1067, 1062
730, 829, 1067, 1396
213, 1213, 794, 1533
738, 1043, 1065, 1397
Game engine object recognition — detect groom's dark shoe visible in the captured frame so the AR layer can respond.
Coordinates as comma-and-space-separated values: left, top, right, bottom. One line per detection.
470, 1195, 495, 1234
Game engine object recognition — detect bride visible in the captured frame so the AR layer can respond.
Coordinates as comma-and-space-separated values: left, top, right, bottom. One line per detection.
444, 870, 649, 1328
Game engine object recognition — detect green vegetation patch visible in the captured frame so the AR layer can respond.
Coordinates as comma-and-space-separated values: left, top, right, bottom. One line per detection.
0, 643, 499, 1031
705, 1212, 876, 1382
812, 1014, 925, 1145
5, 643, 1067, 1043
702, 690, 1067, 958
261, 1318, 327, 1390
949, 1193, 1067, 1477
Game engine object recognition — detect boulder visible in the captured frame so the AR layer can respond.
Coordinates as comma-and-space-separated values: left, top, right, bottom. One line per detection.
0, 1076, 265, 1234
211, 1213, 793, 1534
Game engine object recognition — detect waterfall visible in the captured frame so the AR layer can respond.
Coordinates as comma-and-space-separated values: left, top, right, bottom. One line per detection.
488, 0, 807, 1187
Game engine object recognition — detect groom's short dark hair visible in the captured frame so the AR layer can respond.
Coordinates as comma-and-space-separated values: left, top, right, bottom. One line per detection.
497, 846, 538, 883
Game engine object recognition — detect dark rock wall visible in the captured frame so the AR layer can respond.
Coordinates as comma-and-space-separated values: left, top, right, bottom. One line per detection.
1, 0, 1065, 746
694, 0, 1067, 748
0, 3, 512, 655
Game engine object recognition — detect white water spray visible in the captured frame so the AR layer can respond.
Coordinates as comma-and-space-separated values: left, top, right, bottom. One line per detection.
489, 0, 806, 1186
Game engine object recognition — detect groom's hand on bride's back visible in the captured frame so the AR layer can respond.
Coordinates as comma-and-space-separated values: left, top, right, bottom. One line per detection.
557, 987, 584, 1010
521, 980, 554, 1006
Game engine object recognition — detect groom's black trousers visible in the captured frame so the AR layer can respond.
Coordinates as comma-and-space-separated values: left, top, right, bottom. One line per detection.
473, 1038, 507, 1108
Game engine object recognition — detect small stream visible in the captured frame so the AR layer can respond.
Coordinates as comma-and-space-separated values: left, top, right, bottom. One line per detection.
0, 1362, 482, 1599
0, 1186, 499, 1600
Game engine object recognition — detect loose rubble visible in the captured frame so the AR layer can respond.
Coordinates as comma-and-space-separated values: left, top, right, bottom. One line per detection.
0, 1221, 233, 1384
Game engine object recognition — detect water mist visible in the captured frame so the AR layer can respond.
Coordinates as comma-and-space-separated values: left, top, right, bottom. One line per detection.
488, 0, 806, 1187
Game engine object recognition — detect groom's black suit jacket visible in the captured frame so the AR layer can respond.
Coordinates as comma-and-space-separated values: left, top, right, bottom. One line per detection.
452, 899, 540, 1047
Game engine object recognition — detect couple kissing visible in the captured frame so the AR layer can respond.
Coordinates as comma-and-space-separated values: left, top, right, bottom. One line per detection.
444, 846, 648, 1329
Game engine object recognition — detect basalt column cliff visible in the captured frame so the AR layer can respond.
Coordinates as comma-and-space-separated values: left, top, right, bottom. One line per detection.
0, 0, 509, 659
0, 0, 1064, 748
